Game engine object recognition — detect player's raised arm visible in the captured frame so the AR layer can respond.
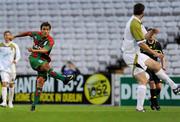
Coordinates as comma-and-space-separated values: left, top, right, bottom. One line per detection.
139, 42, 164, 60
13, 32, 33, 39
157, 42, 166, 70
160, 56, 166, 71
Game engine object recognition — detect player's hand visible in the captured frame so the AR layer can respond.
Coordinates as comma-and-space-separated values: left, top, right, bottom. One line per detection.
13, 60, 17, 64
9, 35, 15, 41
155, 53, 164, 60
12, 60, 17, 64
162, 67, 166, 71
27, 48, 34, 52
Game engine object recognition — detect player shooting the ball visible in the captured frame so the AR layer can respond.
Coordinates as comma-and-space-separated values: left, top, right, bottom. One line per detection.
11, 22, 74, 111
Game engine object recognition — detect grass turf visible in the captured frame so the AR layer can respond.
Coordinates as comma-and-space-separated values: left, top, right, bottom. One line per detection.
0, 105, 180, 122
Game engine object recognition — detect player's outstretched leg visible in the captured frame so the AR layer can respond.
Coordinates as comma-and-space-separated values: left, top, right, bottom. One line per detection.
40, 63, 74, 83
47, 68, 74, 82
31, 77, 44, 111
155, 69, 180, 94
145, 59, 180, 94
173, 85, 180, 95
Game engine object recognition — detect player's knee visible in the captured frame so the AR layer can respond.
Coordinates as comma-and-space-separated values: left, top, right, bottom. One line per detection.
139, 79, 148, 85
1, 82, 8, 87
134, 72, 148, 85
149, 80, 154, 85
37, 77, 45, 88
145, 72, 149, 81
149, 81, 156, 88
40, 63, 50, 71
9, 83, 14, 88
153, 62, 161, 72
156, 84, 162, 89
138, 76, 148, 85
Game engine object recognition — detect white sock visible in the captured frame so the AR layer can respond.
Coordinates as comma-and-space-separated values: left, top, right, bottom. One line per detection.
156, 69, 177, 89
9, 87, 14, 104
2, 87, 7, 104
136, 85, 146, 110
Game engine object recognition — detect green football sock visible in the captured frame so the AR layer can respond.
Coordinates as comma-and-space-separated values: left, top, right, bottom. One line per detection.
32, 87, 42, 106
47, 68, 65, 81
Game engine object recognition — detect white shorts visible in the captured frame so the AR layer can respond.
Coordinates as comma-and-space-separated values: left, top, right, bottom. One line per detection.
123, 52, 150, 75
0, 71, 16, 83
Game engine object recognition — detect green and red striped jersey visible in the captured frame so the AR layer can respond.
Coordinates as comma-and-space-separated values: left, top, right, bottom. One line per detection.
28, 31, 54, 62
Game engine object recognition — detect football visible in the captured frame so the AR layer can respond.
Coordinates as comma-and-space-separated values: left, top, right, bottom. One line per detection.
63, 69, 76, 76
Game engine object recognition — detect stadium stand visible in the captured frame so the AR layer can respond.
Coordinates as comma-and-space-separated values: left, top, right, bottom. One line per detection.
0, 0, 180, 75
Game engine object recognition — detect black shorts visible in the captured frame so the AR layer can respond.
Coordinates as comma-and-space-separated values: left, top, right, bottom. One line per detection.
146, 69, 162, 84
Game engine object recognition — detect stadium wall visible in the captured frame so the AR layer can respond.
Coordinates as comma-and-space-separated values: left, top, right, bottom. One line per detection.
2, 74, 113, 105
1, 74, 180, 106
113, 75, 180, 106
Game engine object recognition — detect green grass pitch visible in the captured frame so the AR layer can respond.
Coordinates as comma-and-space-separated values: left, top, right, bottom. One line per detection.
0, 105, 180, 122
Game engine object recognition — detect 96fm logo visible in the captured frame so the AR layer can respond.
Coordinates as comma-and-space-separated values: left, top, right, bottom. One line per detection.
84, 74, 111, 105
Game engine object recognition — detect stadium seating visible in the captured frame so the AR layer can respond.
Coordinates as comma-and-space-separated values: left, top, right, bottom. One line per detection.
0, 0, 180, 75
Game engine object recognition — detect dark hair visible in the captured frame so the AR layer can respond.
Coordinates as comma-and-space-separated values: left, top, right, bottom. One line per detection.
67, 61, 73, 64
147, 28, 153, 32
4, 30, 11, 36
40, 22, 51, 30
133, 3, 145, 15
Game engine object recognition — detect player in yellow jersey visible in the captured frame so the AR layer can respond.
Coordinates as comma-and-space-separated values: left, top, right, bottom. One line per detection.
122, 3, 180, 112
